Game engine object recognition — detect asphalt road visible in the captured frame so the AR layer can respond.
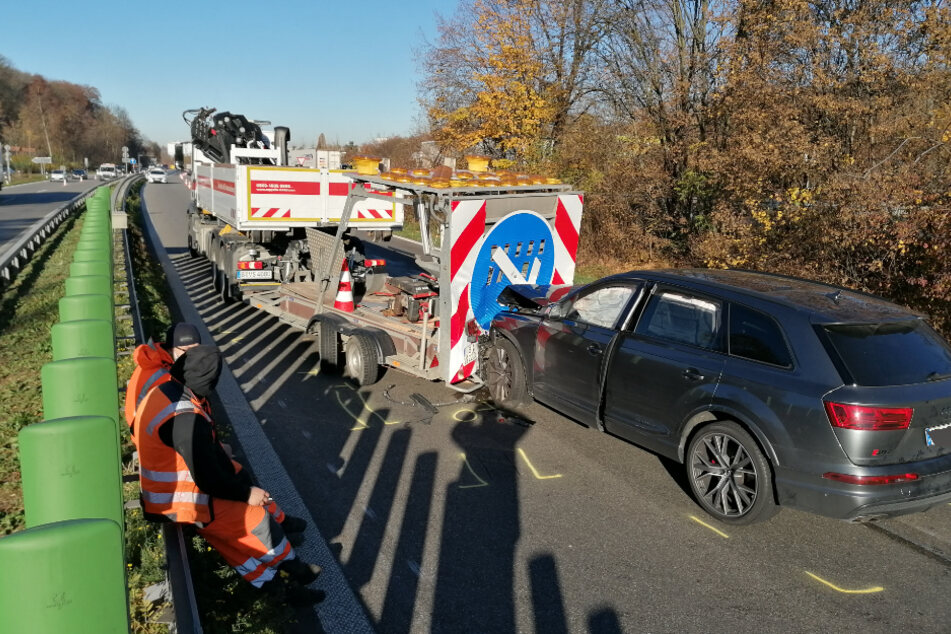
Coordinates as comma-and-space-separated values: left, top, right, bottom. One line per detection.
0, 178, 101, 251
141, 178, 951, 634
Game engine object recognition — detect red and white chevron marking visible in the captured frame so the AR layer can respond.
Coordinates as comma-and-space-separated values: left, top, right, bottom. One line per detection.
447, 199, 487, 383
354, 208, 394, 220
250, 207, 292, 219
552, 194, 583, 284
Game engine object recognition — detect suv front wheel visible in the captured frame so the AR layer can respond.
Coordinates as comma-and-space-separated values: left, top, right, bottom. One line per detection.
686, 421, 777, 525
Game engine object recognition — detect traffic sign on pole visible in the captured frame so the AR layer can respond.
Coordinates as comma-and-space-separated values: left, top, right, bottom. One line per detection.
32, 157, 52, 164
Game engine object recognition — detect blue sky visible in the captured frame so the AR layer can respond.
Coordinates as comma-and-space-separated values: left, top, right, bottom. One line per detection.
2, 0, 452, 146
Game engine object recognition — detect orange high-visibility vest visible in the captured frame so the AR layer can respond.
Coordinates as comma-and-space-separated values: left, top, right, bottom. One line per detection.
134, 383, 213, 524
124, 341, 174, 432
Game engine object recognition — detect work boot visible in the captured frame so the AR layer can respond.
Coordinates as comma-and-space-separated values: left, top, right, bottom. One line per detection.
279, 558, 322, 585
286, 585, 326, 607
281, 514, 307, 533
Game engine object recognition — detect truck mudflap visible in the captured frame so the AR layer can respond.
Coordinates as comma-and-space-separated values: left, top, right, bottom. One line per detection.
447, 195, 583, 383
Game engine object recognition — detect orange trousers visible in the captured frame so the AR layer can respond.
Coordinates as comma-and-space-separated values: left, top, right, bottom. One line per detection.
198, 499, 294, 588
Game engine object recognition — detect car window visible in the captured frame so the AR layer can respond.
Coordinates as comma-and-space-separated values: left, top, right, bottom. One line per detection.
822, 320, 951, 386
636, 290, 723, 351
555, 284, 636, 329
729, 304, 792, 367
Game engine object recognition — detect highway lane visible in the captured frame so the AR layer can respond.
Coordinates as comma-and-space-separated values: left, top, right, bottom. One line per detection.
142, 180, 951, 633
0, 178, 99, 250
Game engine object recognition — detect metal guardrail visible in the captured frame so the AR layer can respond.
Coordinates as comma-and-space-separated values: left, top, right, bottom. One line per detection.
118, 175, 203, 633
0, 184, 99, 287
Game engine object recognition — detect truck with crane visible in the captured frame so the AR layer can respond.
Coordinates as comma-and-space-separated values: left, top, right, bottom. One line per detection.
183, 107, 584, 392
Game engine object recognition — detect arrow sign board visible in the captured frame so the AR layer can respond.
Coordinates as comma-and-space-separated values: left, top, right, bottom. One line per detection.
469, 211, 556, 329
32, 156, 52, 164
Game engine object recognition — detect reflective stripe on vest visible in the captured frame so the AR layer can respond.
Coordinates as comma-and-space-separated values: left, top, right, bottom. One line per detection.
146, 399, 204, 436
140, 465, 194, 483
141, 490, 210, 506
137, 368, 169, 409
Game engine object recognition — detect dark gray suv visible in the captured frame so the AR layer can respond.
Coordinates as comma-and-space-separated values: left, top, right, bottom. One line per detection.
485, 269, 951, 524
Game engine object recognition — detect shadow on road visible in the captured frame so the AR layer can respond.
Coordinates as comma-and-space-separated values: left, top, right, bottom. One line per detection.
169, 250, 621, 633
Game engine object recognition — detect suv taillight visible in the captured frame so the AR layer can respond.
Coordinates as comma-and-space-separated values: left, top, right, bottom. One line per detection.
824, 402, 913, 431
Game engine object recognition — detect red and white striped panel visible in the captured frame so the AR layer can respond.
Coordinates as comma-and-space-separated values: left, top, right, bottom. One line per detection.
552, 194, 583, 284
447, 199, 487, 383
250, 207, 292, 219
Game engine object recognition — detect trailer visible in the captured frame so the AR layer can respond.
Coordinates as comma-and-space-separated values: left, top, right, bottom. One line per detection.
183, 108, 583, 391
240, 174, 584, 392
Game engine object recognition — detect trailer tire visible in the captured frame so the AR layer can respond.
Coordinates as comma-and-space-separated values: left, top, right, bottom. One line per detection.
318, 322, 341, 372
219, 269, 234, 304
187, 234, 198, 258
210, 259, 221, 292
345, 332, 381, 386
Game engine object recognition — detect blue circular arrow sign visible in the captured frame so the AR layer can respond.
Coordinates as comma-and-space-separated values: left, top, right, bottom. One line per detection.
469, 211, 555, 329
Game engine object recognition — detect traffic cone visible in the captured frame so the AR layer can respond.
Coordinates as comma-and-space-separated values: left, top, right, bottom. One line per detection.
333, 258, 355, 312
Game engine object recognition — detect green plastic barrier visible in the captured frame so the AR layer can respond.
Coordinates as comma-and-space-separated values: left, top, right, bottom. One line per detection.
69, 260, 112, 278
79, 228, 109, 240
51, 320, 115, 360
73, 246, 111, 262
41, 357, 119, 428
41, 357, 122, 470
76, 236, 111, 250
58, 294, 112, 322
19, 417, 122, 529
64, 275, 113, 299
72, 249, 112, 264
0, 519, 129, 633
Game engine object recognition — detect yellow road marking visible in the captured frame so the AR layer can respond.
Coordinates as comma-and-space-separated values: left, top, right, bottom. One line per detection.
804, 571, 884, 594
689, 515, 730, 538
334, 385, 400, 430
517, 448, 562, 480
458, 453, 489, 489
296, 367, 321, 377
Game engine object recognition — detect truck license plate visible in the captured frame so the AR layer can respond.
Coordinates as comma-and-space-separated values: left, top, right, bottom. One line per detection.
237, 270, 273, 280
464, 343, 478, 365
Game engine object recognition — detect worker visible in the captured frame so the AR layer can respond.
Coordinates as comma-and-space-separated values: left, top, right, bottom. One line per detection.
125, 322, 201, 435
134, 344, 323, 605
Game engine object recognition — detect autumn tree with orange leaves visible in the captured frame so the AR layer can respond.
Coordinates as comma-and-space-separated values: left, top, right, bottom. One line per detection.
421, 0, 951, 332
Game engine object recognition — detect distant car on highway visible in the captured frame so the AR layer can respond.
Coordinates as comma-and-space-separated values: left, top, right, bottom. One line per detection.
96, 164, 117, 180
71, 169, 87, 181
486, 269, 951, 525
49, 169, 67, 183
146, 168, 167, 184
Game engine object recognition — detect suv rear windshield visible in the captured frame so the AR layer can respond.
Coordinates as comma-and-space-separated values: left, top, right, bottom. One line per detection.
822, 320, 951, 386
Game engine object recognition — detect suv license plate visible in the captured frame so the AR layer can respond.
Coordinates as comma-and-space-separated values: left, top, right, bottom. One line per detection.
464, 343, 478, 365
237, 270, 272, 280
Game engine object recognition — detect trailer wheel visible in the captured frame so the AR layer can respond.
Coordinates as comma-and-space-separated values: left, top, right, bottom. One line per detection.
210, 259, 221, 292
345, 333, 381, 386
318, 322, 341, 372
187, 234, 198, 258
219, 269, 234, 304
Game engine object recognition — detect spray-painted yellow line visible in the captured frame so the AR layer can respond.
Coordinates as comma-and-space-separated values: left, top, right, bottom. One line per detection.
452, 404, 497, 422
804, 571, 883, 594
297, 366, 321, 377
689, 515, 730, 538
517, 448, 562, 480
458, 453, 490, 489
333, 385, 400, 430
